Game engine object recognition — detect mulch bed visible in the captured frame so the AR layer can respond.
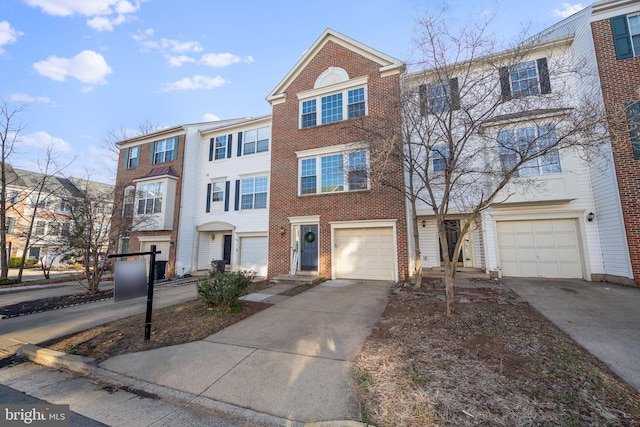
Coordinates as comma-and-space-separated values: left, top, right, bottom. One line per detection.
0, 290, 114, 318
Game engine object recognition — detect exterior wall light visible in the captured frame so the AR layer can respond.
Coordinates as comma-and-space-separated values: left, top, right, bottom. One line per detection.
280, 226, 286, 236
421, 220, 426, 228
587, 212, 595, 222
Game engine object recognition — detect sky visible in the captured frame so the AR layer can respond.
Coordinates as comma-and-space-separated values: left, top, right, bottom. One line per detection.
0, 0, 587, 184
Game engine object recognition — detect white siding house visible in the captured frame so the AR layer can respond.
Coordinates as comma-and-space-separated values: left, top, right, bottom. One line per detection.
192, 116, 272, 277
404, 6, 633, 283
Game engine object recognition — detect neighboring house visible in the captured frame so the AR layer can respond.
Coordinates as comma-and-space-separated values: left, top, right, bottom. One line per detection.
404, 6, 634, 284
113, 119, 248, 278
591, 0, 640, 285
3, 165, 114, 265
266, 29, 410, 282
192, 115, 272, 277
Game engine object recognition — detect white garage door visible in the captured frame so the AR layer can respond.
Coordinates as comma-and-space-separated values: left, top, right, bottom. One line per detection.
497, 219, 583, 278
239, 236, 268, 277
334, 227, 395, 280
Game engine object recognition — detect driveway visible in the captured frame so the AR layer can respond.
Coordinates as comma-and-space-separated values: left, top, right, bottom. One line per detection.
504, 278, 640, 392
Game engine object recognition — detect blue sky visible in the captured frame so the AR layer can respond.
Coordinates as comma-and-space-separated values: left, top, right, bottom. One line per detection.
1, 0, 586, 184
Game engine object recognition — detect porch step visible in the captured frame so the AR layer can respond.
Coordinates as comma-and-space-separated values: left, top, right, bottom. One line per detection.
271, 274, 323, 286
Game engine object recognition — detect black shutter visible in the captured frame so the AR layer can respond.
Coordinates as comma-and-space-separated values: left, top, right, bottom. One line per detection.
209, 138, 214, 161
611, 15, 633, 60
227, 134, 233, 159
234, 180, 240, 211
224, 180, 230, 212
499, 67, 511, 101
237, 132, 243, 157
626, 101, 640, 159
449, 77, 460, 110
418, 84, 427, 116
206, 183, 211, 213
124, 147, 130, 169
537, 58, 551, 94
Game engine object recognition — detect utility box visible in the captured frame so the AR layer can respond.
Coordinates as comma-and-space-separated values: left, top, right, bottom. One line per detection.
212, 260, 225, 273
154, 260, 167, 280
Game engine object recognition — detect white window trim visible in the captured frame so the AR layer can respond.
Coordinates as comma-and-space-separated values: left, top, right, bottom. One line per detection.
211, 180, 225, 203
297, 76, 369, 129
297, 148, 370, 196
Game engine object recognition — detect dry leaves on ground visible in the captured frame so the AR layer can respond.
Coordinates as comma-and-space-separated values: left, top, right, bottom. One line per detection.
354, 280, 640, 427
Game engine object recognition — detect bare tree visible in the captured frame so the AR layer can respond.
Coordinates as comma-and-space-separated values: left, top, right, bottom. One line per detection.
59, 175, 114, 293
367, 10, 607, 316
0, 101, 26, 279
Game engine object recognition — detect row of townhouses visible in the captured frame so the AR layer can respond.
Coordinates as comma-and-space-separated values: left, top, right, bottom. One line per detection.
112, 0, 640, 286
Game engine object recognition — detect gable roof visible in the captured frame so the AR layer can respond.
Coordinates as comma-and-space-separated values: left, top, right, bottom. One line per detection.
266, 28, 404, 104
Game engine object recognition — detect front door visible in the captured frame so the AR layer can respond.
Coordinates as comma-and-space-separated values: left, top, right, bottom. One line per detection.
300, 225, 318, 271
223, 235, 232, 265
440, 220, 463, 266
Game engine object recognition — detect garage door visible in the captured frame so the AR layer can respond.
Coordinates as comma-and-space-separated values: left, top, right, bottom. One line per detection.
239, 236, 268, 277
334, 227, 395, 280
497, 219, 582, 278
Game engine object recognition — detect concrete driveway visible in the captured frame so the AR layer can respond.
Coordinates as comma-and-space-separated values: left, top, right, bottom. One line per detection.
504, 278, 640, 392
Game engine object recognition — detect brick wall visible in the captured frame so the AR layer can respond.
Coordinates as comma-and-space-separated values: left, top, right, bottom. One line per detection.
268, 40, 409, 280
592, 18, 640, 285
112, 134, 185, 277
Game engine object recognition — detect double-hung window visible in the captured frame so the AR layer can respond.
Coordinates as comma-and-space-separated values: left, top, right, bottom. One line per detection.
126, 146, 140, 169
137, 182, 163, 215
59, 200, 71, 213
299, 83, 367, 128
211, 181, 225, 202
299, 150, 369, 195
500, 59, 551, 100
243, 126, 270, 155
35, 221, 45, 236
419, 79, 460, 115
498, 125, 561, 176
6, 217, 15, 234
123, 186, 135, 218
153, 137, 176, 163
214, 135, 227, 160
432, 145, 448, 172
240, 176, 268, 210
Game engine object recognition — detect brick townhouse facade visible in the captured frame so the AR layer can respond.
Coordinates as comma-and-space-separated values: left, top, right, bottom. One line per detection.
266, 29, 410, 282
592, 0, 640, 285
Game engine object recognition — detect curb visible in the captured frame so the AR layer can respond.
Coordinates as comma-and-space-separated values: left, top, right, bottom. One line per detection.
16, 344, 96, 375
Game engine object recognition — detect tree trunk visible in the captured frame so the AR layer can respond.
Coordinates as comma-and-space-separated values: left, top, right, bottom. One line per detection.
443, 261, 456, 316
412, 202, 423, 288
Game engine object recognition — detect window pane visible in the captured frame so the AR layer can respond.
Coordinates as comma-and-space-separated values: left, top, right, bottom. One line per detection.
241, 194, 253, 209
244, 129, 257, 142
302, 100, 317, 128
215, 136, 226, 160
321, 93, 343, 124
301, 158, 316, 194
244, 142, 256, 155
254, 192, 267, 209
212, 182, 224, 202
511, 60, 539, 97
256, 139, 269, 152
348, 88, 366, 118
321, 154, 344, 192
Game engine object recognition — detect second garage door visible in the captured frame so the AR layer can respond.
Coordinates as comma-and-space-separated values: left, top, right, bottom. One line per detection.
239, 236, 268, 277
497, 219, 583, 278
334, 227, 396, 281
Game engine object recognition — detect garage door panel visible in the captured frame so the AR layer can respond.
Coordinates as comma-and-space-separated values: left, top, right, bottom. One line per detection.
240, 237, 268, 277
497, 219, 582, 279
334, 227, 395, 281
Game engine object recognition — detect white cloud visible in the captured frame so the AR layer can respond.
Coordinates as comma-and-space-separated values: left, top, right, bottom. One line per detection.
133, 30, 203, 53
167, 55, 195, 67
552, 3, 585, 18
160, 75, 229, 92
202, 113, 221, 122
8, 93, 54, 104
0, 21, 23, 53
33, 50, 112, 85
20, 131, 73, 153
24, 0, 144, 31
200, 53, 254, 67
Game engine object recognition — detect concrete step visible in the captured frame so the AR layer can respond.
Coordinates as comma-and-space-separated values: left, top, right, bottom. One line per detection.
271, 274, 323, 286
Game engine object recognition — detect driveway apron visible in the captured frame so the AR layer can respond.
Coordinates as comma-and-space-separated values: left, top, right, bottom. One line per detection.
99, 280, 392, 423
504, 278, 640, 392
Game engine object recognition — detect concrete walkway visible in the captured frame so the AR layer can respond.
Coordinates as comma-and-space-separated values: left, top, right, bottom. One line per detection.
504, 278, 640, 392
97, 280, 392, 424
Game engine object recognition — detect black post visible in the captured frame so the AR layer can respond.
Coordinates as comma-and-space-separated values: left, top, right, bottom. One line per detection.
144, 245, 157, 340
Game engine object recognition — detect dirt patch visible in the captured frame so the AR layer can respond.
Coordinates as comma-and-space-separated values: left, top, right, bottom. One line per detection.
41, 298, 269, 363
354, 280, 640, 426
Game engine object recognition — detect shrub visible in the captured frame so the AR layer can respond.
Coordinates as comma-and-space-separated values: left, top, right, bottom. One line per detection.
9, 257, 38, 269
197, 269, 254, 312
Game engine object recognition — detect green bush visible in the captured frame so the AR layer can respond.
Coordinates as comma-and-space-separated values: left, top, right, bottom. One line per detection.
197, 269, 254, 312
9, 257, 38, 269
